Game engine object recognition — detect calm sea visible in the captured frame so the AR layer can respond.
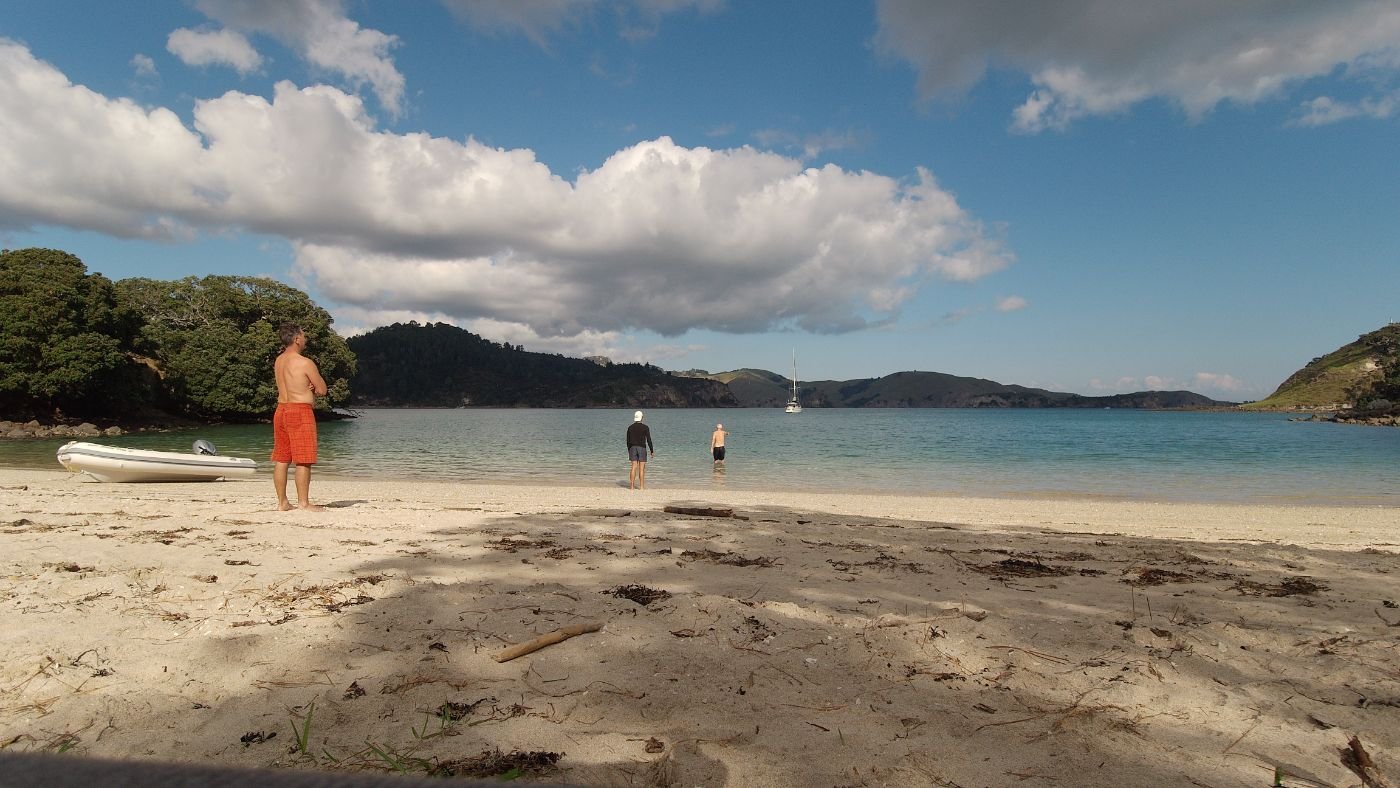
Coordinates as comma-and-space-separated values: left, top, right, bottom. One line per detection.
5, 408, 1397, 504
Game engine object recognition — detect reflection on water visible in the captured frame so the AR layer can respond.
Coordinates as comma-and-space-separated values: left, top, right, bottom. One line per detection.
711, 459, 726, 488
3, 408, 1397, 504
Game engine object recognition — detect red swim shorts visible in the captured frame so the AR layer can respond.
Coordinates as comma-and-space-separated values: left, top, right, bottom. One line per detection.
271, 403, 318, 465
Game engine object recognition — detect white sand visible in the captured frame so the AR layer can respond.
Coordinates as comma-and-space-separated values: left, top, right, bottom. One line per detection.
1, 467, 1396, 786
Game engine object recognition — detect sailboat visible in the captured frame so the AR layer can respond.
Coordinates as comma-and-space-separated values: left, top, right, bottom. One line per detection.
784, 350, 802, 413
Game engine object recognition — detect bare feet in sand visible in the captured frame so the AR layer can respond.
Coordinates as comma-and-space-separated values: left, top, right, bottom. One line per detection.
277, 501, 323, 511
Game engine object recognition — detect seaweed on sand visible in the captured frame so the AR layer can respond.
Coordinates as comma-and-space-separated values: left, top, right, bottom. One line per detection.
429, 748, 562, 779
605, 584, 671, 606
1232, 576, 1327, 597
971, 558, 1073, 578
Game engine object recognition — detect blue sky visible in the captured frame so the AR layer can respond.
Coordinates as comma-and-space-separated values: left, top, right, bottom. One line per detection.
2, 1, 1397, 400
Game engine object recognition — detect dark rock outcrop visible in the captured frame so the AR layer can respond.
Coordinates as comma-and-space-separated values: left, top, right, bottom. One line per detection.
0, 420, 124, 440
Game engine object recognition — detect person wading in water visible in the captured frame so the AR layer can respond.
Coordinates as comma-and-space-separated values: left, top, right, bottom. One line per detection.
627, 410, 655, 490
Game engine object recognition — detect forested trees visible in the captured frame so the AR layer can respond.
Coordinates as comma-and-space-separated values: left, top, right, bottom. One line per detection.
348, 322, 736, 407
116, 276, 355, 418
0, 248, 142, 415
0, 248, 353, 422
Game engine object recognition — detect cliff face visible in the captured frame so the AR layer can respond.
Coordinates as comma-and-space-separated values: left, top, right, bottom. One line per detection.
1247, 323, 1399, 410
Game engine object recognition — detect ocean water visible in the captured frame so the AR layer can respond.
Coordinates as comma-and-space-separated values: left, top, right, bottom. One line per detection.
6, 408, 1399, 505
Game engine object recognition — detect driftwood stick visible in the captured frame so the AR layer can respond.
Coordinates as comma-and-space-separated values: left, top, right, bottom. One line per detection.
1343, 735, 1392, 788
663, 505, 734, 518
495, 621, 603, 663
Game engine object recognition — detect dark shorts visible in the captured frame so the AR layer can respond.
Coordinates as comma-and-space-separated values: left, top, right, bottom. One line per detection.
629, 445, 648, 462
713, 446, 726, 461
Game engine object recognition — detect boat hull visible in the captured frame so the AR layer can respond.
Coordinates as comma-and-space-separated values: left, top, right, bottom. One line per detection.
56, 441, 257, 483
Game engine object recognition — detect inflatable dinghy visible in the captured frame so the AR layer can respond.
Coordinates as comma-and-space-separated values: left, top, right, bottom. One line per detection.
57, 441, 256, 483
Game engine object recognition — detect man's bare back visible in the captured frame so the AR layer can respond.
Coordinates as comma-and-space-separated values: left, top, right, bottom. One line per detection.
275, 343, 327, 403
711, 424, 728, 464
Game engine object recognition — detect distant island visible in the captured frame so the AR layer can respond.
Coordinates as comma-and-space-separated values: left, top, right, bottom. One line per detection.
680, 368, 1229, 409
348, 322, 1231, 410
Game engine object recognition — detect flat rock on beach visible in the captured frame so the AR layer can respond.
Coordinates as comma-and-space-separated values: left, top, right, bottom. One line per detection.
0, 468, 1396, 786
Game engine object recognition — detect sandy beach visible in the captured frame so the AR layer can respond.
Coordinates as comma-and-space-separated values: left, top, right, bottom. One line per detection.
1, 467, 1396, 786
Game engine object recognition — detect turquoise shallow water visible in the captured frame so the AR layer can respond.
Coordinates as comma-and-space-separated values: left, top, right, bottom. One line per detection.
5, 408, 1398, 504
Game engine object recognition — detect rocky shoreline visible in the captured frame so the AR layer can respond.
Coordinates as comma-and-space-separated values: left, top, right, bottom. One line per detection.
1287, 411, 1399, 427
1, 420, 126, 440
1330, 412, 1399, 426
1, 410, 349, 440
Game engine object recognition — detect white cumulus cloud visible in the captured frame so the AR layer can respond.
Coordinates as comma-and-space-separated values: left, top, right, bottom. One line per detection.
167, 27, 263, 73
466, 318, 698, 363
874, 0, 1400, 131
185, 0, 404, 116
284, 135, 1007, 336
130, 53, 159, 77
1094, 372, 1246, 396
995, 295, 1027, 312
0, 40, 1010, 342
0, 41, 211, 238
1292, 92, 1400, 126
1192, 372, 1246, 393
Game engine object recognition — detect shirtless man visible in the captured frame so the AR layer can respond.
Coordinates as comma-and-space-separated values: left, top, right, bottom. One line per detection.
710, 423, 728, 464
272, 323, 328, 511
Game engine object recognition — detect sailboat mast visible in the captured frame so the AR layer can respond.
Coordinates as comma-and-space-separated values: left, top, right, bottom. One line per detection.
785, 349, 802, 412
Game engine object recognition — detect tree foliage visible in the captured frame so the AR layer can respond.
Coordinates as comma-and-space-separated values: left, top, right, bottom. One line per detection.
0, 248, 355, 422
0, 248, 143, 414
115, 275, 356, 418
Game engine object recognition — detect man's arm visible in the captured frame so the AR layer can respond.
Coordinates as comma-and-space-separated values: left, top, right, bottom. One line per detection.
303, 359, 328, 396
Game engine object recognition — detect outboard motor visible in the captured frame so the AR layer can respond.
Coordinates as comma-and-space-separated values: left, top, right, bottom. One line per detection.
192, 439, 218, 456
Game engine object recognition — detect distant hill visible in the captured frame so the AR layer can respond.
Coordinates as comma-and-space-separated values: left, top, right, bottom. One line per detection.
692, 368, 1229, 409
1246, 323, 1400, 410
347, 324, 1231, 410
806, 371, 1074, 408
348, 322, 737, 408
691, 368, 792, 406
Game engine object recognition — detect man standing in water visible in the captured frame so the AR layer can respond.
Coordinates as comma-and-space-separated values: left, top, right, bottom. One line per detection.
272, 323, 328, 511
626, 410, 655, 490
711, 423, 728, 465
